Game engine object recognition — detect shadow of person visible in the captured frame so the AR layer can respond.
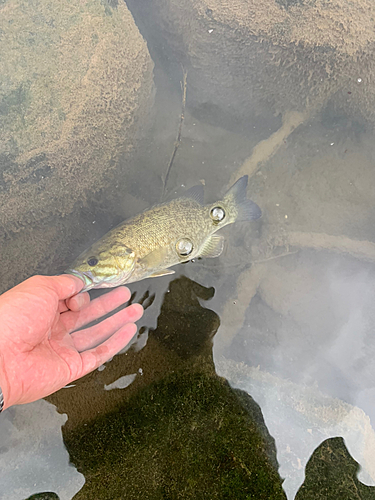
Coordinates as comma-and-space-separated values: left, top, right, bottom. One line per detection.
47, 276, 286, 499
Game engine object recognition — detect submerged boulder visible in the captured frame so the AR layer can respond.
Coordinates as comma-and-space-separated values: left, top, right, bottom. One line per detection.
127, 0, 375, 124
0, 0, 154, 234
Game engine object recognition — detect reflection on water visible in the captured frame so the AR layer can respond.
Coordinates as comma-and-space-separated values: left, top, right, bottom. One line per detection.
0, 400, 84, 500
2, 0, 375, 498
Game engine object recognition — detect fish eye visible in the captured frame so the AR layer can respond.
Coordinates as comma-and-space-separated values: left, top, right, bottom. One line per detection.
210, 206, 225, 222
176, 238, 193, 257
87, 256, 99, 267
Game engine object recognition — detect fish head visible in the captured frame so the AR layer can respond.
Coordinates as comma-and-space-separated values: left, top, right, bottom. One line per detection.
65, 243, 136, 292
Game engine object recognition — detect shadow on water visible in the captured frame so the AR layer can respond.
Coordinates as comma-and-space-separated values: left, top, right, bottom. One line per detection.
42, 277, 374, 500
46, 276, 286, 499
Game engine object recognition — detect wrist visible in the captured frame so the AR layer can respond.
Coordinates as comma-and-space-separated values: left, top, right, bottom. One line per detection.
0, 352, 12, 411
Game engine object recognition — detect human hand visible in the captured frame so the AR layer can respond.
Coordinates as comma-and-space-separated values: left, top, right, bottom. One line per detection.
0, 275, 143, 410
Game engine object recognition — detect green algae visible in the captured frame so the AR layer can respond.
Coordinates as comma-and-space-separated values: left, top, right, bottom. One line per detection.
52, 277, 286, 499
66, 372, 286, 500
296, 437, 375, 500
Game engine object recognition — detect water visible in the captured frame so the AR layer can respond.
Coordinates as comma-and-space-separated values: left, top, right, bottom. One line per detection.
2, 0, 375, 498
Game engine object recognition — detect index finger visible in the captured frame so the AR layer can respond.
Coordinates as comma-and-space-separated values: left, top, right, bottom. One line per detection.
61, 286, 132, 333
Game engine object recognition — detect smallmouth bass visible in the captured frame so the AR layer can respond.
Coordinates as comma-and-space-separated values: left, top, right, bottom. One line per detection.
66, 175, 261, 291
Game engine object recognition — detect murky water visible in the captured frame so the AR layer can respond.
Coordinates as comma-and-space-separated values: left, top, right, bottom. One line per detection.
2, 0, 375, 499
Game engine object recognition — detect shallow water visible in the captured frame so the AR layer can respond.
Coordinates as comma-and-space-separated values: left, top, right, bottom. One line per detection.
2, 1, 375, 499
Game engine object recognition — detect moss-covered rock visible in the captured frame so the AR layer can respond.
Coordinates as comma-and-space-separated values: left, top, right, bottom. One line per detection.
48, 277, 285, 499
296, 437, 375, 500
66, 372, 286, 500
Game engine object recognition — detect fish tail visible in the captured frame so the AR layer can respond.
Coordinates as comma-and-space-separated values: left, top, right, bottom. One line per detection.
223, 175, 262, 221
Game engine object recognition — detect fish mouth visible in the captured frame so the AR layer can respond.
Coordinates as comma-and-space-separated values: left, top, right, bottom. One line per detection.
65, 269, 95, 292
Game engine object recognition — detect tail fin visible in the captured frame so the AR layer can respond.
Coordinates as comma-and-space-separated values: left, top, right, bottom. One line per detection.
223, 175, 262, 221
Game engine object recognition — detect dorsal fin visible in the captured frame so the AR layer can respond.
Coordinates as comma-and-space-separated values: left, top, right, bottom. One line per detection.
183, 184, 205, 205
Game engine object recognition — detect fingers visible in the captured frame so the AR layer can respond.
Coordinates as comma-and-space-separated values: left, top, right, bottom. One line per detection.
71, 303, 143, 351
78, 322, 139, 377
58, 300, 69, 313
58, 291, 90, 314
43, 275, 85, 300
66, 292, 91, 312
61, 286, 132, 333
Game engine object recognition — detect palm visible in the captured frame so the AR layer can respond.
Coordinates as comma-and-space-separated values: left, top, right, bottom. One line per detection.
0, 275, 143, 408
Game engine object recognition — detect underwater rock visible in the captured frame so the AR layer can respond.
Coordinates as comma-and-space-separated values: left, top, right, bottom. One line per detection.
296, 437, 375, 500
127, 0, 375, 125
0, 0, 154, 234
50, 277, 286, 499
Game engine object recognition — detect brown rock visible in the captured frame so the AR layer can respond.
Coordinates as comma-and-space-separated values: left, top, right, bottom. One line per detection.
0, 0, 154, 234
127, 0, 375, 123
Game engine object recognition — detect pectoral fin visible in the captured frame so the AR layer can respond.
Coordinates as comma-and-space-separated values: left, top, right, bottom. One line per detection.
199, 235, 225, 258
139, 247, 175, 279
148, 269, 175, 278
140, 246, 170, 269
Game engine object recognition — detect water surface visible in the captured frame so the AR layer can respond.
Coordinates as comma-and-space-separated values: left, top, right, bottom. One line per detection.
2, 1, 375, 499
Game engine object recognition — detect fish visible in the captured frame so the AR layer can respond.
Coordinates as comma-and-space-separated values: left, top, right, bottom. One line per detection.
65, 175, 261, 291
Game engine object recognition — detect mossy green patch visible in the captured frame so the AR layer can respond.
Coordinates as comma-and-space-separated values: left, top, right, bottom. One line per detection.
296, 437, 375, 500
65, 371, 285, 500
